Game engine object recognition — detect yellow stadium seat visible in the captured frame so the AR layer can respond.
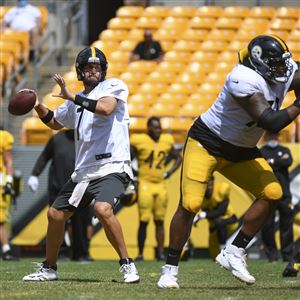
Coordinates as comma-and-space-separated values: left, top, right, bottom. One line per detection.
0, 51, 14, 81
0, 6, 11, 19
185, 62, 214, 74
138, 82, 168, 95
287, 41, 300, 53
215, 17, 243, 30
149, 103, 180, 118
265, 30, 289, 41
52, 81, 83, 94
127, 102, 150, 117
129, 117, 147, 133
186, 93, 216, 106
180, 103, 209, 118
295, 19, 300, 30
208, 29, 236, 42
99, 29, 128, 42
199, 40, 229, 52
116, 6, 144, 18
0, 40, 22, 63
108, 17, 136, 30
190, 51, 218, 63
147, 71, 176, 84
136, 16, 163, 29
196, 6, 222, 18
91, 40, 119, 57
249, 7, 276, 19
197, 82, 223, 96
107, 62, 127, 75
161, 117, 192, 143
205, 72, 227, 84
172, 40, 200, 52
169, 6, 197, 18
275, 7, 300, 19
159, 93, 188, 106
21, 117, 53, 145
128, 93, 157, 106
164, 51, 191, 63
213, 61, 235, 73
119, 40, 138, 51
235, 28, 267, 41
288, 29, 300, 41
127, 60, 157, 73
63, 71, 77, 84
227, 40, 248, 52
161, 17, 189, 31
269, 18, 296, 31
127, 82, 140, 94
189, 17, 216, 30
120, 71, 147, 84
217, 51, 238, 64
127, 28, 144, 41
293, 52, 300, 61
109, 50, 130, 63
167, 82, 198, 95
240, 18, 270, 31
155, 61, 185, 73
0, 30, 30, 62
160, 40, 174, 52
42, 93, 64, 110
154, 28, 184, 41
180, 29, 209, 41
37, 6, 48, 34
222, 6, 250, 18
142, 6, 170, 18
176, 71, 206, 84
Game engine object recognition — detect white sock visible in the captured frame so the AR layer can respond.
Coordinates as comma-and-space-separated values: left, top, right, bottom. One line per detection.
2, 244, 10, 253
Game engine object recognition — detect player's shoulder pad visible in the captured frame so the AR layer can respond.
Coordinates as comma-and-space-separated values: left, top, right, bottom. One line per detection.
104, 78, 127, 89
227, 64, 262, 98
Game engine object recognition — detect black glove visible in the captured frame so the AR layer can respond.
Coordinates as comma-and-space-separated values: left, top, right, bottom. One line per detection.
3, 182, 15, 196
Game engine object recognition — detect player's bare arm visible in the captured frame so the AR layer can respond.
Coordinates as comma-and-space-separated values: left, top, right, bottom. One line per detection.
288, 66, 300, 97
53, 73, 117, 116
234, 88, 300, 133
164, 147, 182, 177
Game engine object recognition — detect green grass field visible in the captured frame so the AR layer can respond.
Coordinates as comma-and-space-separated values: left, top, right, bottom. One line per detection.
0, 258, 299, 300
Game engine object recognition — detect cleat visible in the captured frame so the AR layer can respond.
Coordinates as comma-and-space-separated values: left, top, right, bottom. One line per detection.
282, 261, 299, 277
119, 262, 140, 283
23, 262, 58, 281
134, 254, 144, 262
157, 253, 166, 262
2, 250, 18, 261
216, 245, 255, 285
157, 264, 179, 289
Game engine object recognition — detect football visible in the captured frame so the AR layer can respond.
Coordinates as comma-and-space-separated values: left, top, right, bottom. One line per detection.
8, 90, 36, 115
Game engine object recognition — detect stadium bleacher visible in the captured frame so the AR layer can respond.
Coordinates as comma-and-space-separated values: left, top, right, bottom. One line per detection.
14, 4, 300, 144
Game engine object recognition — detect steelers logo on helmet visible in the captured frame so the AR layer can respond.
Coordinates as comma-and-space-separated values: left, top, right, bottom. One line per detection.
251, 45, 262, 59
75, 47, 108, 83
248, 35, 293, 83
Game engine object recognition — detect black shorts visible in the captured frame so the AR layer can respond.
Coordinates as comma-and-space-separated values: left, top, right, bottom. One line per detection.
52, 172, 130, 212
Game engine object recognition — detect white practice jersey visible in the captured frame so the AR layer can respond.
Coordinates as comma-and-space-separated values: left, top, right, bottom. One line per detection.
54, 78, 132, 181
201, 60, 298, 148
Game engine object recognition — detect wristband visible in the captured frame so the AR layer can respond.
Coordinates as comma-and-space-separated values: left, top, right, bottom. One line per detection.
293, 96, 300, 108
6, 175, 13, 183
40, 109, 54, 124
74, 95, 97, 113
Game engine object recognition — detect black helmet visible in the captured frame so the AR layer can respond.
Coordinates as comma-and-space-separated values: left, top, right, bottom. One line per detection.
247, 35, 293, 83
75, 47, 108, 82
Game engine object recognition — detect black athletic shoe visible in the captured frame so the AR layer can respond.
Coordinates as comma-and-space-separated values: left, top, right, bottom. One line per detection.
134, 254, 144, 262
2, 250, 18, 261
282, 261, 299, 277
